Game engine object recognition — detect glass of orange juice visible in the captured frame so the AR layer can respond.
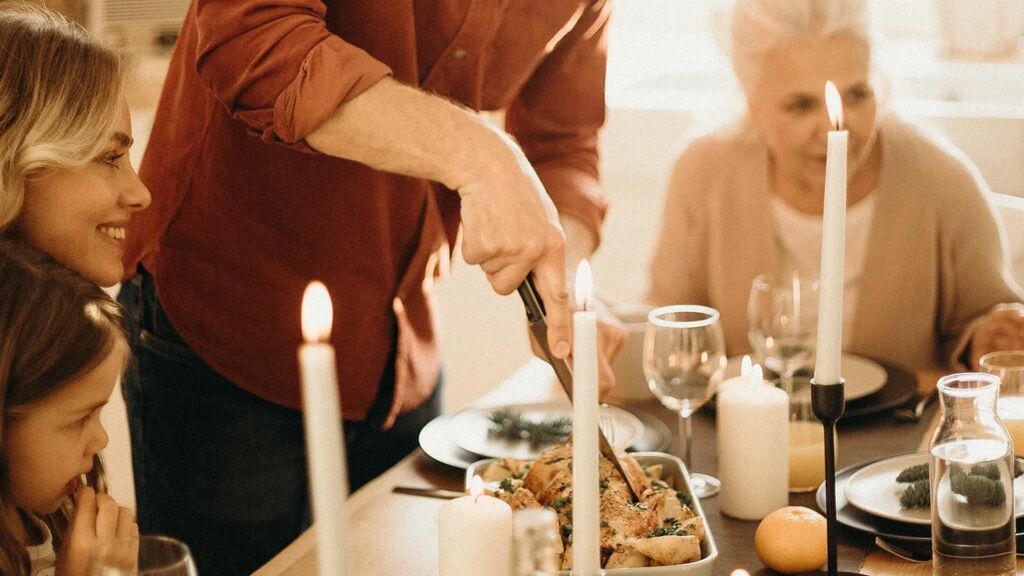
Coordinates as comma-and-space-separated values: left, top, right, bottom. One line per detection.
983, 351, 1024, 457
786, 376, 835, 492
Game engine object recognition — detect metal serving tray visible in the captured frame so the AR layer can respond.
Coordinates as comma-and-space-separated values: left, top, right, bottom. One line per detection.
466, 451, 718, 576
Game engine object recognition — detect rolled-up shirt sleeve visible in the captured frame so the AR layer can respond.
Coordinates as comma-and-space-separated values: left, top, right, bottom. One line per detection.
505, 2, 611, 243
194, 0, 392, 150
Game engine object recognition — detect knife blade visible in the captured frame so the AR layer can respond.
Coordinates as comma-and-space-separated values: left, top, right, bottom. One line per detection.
517, 274, 642, 502
392, 486, 465, 500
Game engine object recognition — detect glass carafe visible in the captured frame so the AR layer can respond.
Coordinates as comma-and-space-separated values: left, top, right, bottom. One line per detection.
513, 509, 560, 576
930, 373, 1016, 576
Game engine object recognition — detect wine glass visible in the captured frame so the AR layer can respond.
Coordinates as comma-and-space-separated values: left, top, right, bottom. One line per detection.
643, 304, 726, 498
747, 272, 818, 393
89, 535, 197, 576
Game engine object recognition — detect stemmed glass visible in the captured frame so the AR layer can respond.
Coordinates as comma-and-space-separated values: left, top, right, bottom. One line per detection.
89, 535, 197, 576
644, 305, 727, 498
747, 272, 818, 392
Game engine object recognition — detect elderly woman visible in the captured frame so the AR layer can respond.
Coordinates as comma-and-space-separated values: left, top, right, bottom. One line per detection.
0, 6, 150, 287
647, 0, 1024, 370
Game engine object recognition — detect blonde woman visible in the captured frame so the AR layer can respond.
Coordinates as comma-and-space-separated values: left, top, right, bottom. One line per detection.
0, 9, 147, 573
647, 0, 1024, 370
0, 6, 150, 287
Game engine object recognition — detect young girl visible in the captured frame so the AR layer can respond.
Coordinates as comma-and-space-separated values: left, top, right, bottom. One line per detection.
0, 239, 137, 576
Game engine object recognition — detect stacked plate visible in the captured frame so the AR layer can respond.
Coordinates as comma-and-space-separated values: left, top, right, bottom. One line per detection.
418, 401, 670, 469
819, 452, 1024, 551
722, 353, 918, 419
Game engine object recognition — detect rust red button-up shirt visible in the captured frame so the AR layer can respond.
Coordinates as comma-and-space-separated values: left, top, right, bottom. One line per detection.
125, 0, 610, 426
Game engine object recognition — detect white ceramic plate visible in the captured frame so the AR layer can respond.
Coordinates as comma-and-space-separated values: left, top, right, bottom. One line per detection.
447, 401, 643, 460
844, 452, 1024, 525
724, 352, 887, 401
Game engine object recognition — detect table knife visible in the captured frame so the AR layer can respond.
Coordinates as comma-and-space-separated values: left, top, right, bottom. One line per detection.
517, 274, 642, 502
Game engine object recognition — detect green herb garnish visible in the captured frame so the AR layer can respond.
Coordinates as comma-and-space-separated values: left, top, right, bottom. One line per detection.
896, 458, 1024, 509
896, 463, 928, 483
499, 477, 515, 493
899, 479, 930, 508
551, 496, 571, 511
487, 408, 572, 448
646, 518, 689, 538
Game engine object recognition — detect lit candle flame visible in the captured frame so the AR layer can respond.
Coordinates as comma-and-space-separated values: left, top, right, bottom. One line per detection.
825, 80, 843, 130
574, 259, 594, 311
740, 355, 752, 378
301, 281, 334, 343
751, 363, 763, 385
469, 475, 485, 498
730, 570, 751, 576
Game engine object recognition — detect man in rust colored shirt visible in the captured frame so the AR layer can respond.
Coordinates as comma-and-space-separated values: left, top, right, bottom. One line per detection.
118, 1, 623, 574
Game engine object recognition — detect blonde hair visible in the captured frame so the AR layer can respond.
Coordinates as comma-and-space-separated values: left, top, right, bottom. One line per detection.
0, 4, 123, 232
730, 0, 870, 96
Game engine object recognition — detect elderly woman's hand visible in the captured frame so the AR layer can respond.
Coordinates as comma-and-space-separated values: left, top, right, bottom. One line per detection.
970, 303, 1024, 369
529, 304, 628, 399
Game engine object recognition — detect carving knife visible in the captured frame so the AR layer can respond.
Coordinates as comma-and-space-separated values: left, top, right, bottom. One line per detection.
516, 274, 641, 502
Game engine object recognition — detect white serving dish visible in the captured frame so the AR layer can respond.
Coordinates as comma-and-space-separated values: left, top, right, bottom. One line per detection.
466, 451, 718, 576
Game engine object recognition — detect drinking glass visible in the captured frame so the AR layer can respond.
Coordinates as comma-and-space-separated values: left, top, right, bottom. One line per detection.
89, 535, 197, 576
644, 304, 726, 498
747, 272, 818, 393
787, 376, 826, 492
982, 350, 1024, 457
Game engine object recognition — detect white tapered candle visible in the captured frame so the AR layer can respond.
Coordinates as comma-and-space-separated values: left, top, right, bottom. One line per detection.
572, 260, 600, 576
814, 81, 848, 386
299, 281, 348, 576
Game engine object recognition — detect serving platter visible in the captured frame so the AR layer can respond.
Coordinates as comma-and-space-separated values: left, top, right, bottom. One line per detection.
467, 452, 718, 576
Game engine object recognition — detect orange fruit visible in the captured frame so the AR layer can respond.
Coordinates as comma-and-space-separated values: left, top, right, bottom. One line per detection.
754, 506, 827, 574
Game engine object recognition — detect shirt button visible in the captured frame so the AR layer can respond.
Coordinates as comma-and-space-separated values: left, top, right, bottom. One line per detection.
452, 48, 467, 61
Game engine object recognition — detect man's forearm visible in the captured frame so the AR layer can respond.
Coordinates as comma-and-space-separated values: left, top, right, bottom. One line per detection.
305, 77, 516, 192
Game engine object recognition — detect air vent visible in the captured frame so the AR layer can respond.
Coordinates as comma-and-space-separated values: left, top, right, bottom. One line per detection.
87, 0, 188, 52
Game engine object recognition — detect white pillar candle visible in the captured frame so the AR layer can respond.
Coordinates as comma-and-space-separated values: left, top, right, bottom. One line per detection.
299, 281, 349, 576
814, 81, 848, 386
572, 260, 601, 576
718, 364, 789, 520
438, 476, 514, 576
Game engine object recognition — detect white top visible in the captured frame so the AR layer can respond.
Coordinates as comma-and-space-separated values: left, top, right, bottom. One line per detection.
771, 193, 878, 347
25, 514, 56, 576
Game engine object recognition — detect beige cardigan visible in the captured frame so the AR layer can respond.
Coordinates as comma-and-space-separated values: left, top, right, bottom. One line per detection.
646, 115, 1024, 371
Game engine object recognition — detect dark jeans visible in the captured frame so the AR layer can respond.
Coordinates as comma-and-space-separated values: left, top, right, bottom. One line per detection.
118, 269, 442, 576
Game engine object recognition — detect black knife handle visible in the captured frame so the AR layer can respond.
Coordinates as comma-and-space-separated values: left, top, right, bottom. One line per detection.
516, 274, 547, 322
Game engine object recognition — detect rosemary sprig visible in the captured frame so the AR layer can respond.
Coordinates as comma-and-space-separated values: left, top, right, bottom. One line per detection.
487, 408, 572, 448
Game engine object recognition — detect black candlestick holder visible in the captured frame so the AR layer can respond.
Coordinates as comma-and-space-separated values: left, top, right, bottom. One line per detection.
799, 379, 858, 576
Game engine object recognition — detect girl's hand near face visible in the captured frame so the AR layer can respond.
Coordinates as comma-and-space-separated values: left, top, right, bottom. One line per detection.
56, 487, 138, 576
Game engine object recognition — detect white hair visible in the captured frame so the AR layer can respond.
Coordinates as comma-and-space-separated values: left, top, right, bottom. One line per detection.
729, 0, 870, 96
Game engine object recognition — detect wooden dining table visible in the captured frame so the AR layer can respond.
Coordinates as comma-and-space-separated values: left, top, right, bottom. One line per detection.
252, 359, 995, 576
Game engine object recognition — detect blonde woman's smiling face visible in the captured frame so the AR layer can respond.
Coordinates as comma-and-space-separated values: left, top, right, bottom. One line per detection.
18, 100, 150, 286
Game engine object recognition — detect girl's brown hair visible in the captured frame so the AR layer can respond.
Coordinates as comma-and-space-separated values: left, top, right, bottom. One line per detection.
0, 4, 123, 232
0, 239, 124, 575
